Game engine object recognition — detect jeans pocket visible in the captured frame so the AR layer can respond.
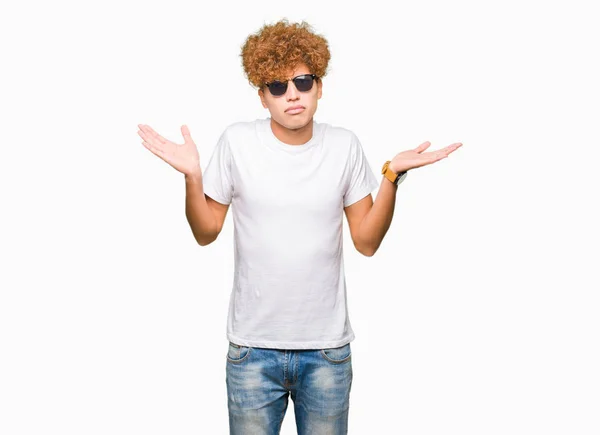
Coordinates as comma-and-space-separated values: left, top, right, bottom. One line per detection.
320, 342, 351, 364
227, 341, 252, 364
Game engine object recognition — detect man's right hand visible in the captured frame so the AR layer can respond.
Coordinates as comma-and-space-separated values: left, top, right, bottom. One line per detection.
138, 124, 201, 177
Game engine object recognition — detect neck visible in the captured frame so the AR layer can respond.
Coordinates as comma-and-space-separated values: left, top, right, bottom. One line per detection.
270, 117, 314, 145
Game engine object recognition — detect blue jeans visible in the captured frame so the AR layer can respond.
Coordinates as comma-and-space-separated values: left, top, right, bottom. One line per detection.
226, 341, 353, 434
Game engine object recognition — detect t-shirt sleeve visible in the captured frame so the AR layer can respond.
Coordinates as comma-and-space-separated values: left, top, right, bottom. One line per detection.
201, 129, 234, 205
343, 132, 380, 208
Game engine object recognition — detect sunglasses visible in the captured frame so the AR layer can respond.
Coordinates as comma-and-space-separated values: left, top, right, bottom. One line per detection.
264, 74, 318, 97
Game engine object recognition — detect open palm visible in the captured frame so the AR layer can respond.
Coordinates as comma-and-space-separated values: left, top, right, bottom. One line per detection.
390, 141, 463, 173
138, 124, 200, 176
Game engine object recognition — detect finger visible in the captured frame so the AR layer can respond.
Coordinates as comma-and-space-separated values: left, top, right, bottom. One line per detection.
426, 152, 448, 162
137, 128, 164, 152
421, 151, 447, 164
447, 142, 463, 153
141, 139, 165, 158
138, 125, 154, 142
181, 124, 193, 144
440, 142, 462, 157
138, 125, 169, 153
414, 141, 431, 153
137, 128, 152, 144
142, 124, 167, 145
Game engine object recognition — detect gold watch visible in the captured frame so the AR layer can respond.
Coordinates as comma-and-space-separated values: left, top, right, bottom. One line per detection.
381, 160, 408, 186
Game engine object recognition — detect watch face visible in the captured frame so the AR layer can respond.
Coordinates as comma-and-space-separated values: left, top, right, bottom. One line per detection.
395, 171, 407, 185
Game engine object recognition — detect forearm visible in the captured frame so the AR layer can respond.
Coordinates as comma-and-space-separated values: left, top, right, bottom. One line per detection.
358, 176, 398, 256
184, 171, 218, 246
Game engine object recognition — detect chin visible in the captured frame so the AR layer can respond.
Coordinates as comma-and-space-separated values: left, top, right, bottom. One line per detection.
284, 112, 314, 127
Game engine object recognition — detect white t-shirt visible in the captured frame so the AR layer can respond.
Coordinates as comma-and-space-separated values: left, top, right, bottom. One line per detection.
202, 117, 379, 349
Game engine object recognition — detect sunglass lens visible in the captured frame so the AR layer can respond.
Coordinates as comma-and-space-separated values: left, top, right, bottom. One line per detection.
269, 81, 287, 96
267, 75, 315, 96
294, 75, 314, 92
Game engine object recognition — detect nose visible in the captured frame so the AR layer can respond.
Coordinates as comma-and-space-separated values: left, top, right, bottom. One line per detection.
286, 80, 300, 101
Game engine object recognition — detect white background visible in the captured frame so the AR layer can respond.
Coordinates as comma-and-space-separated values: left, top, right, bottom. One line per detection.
1, 0, 599, 434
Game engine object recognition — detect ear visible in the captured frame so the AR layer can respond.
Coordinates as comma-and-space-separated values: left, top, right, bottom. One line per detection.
317, 79, 323, 100
258, 88, 268, 108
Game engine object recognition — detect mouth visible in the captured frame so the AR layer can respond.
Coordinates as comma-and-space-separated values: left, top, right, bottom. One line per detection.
286, 107, 305, 115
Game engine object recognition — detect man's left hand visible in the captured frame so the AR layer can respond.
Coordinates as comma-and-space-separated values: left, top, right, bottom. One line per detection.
389, 141, 463, 173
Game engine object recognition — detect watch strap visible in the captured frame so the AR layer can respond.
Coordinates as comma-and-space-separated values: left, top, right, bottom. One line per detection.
382, 160, 408, 186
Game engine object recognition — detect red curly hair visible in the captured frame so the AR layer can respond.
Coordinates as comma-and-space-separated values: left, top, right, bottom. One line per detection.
240, 19, 331, 89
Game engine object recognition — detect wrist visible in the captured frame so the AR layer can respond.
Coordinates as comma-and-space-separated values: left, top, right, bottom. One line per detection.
389, 161, 405, 175
185, 169, 203, 183
381, 160, 408, 187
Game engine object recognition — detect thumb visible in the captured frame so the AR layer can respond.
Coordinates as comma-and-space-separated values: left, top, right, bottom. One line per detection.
181, 124, 193, 143
414, 141, 431, 153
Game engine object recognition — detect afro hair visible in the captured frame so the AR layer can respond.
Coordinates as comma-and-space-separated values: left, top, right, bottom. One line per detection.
240, 19, 331, 89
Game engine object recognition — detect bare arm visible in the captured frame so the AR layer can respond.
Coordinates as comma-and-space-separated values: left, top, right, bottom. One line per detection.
137, 123, 229, 246
185, 170, 220, 246
356, 175, 398, 256
345, 139, 463, 256
344, 176, 396, 257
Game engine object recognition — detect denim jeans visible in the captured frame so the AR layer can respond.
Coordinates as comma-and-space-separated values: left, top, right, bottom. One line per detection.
225, 341, 353, 434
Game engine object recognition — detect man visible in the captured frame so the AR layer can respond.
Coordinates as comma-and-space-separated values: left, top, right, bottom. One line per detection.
138, 19, 461, 435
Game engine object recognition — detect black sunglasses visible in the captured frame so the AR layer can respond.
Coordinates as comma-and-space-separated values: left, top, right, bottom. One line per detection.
264, 74, 318, 97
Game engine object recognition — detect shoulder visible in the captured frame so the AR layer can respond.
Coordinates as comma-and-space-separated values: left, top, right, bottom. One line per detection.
321, 122, 355, 140
222, 119, 264, 146
215, 120, 262, 152
320, 122, 360, 155
221, 120, 257, 139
